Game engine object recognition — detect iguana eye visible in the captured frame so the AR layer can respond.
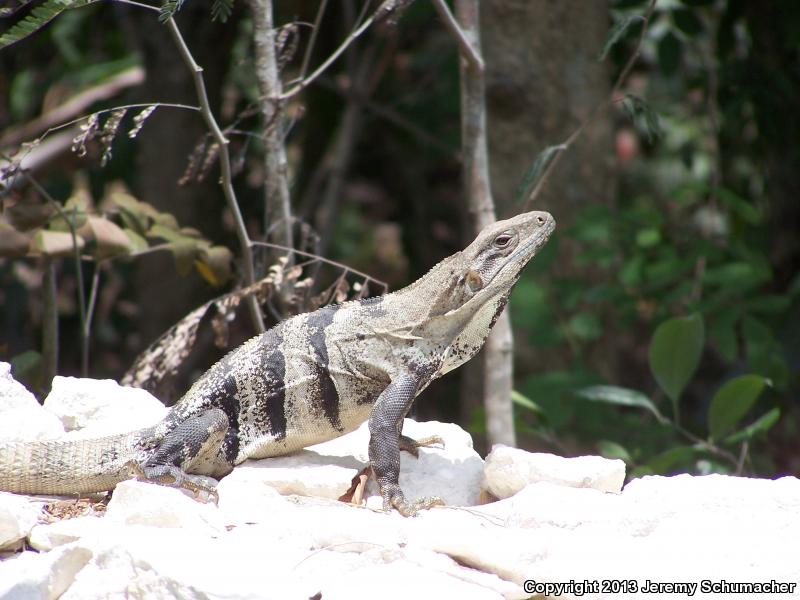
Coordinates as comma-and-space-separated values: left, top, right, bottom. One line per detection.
494, 234, 512, 248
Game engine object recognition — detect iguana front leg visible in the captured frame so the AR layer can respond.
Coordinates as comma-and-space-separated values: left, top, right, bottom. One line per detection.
368, 374, 444, 516
128, 408, 230, 502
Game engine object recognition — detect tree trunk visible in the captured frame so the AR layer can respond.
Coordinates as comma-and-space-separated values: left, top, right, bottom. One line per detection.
480, 0, 614, 219
455, 0, 516, 449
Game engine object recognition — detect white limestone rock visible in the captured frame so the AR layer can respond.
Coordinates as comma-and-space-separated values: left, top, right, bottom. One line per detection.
224, 449, 364, 501
229, 419, 484, 510
43, 376, 167, 438
0, 542, 92, 600
0, 362, 64, 441
104, 480, 225, 536
28, 515, 109, 552
483, 445, 625, 499
0, 491, 42, 550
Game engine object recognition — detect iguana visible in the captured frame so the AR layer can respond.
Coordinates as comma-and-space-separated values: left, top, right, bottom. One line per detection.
0, 210, 555, 516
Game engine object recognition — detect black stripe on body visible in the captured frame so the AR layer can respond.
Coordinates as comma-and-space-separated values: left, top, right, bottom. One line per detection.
306, 304, 343, 431
261, 328, 288, 441
219, 374, 240, 463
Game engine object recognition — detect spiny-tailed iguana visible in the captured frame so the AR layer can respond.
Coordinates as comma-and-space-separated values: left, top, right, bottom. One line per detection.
0, 210, 555, 516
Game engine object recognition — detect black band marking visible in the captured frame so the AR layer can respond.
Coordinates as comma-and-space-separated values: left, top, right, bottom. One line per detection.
307, 304, 343, 431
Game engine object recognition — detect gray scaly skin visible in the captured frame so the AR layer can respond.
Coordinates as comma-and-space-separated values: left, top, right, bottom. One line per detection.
0, 210, 555, 516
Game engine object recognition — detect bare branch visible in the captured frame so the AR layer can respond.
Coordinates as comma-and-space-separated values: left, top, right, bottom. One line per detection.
251, 241, 389, 295
165, 17, 265, 332
249, 0, 294, 255
431, 0, 483, 72
0, 67, 145, 149
276, 1, 384, 101
297, 0, 329, 82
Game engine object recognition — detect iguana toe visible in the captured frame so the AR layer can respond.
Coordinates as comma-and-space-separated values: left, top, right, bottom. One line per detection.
398, 434, 445, 458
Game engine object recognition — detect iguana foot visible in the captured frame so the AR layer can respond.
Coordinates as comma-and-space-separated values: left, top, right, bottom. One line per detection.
398, 434, 445, 458
380, 482, 444, 516
126, 461, 220, 504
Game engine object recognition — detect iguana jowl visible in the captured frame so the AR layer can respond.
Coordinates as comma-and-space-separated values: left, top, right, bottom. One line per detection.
0, 210, 555, 516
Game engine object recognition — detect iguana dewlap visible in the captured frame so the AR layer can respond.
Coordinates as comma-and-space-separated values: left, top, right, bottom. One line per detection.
0, 210, 555, 516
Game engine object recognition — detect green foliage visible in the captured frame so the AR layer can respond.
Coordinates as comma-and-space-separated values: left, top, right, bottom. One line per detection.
0, 0, 98, 50
708, 375, 768, 441
649, 314, 704, 415
598, 14, 643, 61
511, 0, 796, 478
513, 145, 563, 205
622, 95, 663, 143
211, 0, 235, 22
160, 0, 235, 23
573, 385, 666, 423
0, 178, 233, 287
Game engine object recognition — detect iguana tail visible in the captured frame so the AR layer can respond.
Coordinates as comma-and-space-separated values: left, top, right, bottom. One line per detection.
0, 429, 151, 495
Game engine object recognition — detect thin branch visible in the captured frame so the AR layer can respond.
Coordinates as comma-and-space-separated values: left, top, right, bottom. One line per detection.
276, 1, 379, 101
431, 0, 483, 72
0, 67, 146, 148
110, 0, 159, 12
83, 265, 101, 376
251, 241, 389, 294
24, 174, 84, 377
297, 0, 329, 82
524, 0, 658, 209
41, 258, 58, 392
165, 16, 265, 333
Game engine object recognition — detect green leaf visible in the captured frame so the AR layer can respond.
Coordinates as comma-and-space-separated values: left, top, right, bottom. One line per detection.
168, 239, 200, 277
717, 188, 762, 225
159, 0, 186, 23
511, 390, 545, 415
31, 229, 85, 257
598, 15, 643, 61
635, 227, 661, 248
78, 215, 132, 259
724, 407, 780, 445
0, 0, 97, 50
708, 374, 768, 441
657, 30, 682, 75
573, 385, 666, 423
709, 316, 738, 363
211, 0, 234, 22
567, 313, 603, 341
123, 228, 148, 253
596, 440, 632, 463
195, 245, 233, 287
672, 8, 704, 36
649, 314, 704, 407
513, 145, 564, 204
647, 446, 700, 474
622, 94, 663, 143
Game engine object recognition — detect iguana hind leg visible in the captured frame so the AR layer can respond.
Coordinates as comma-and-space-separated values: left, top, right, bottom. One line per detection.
128, 408, 230, 503
369, 375, 444, 517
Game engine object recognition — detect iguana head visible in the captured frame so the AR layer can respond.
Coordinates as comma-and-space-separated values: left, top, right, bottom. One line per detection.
456, 210, 555, 301
399, 209, 554, 334
409, 210, 555, 374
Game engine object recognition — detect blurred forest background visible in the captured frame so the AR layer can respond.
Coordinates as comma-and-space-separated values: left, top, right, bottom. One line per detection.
0, 0, 797, 479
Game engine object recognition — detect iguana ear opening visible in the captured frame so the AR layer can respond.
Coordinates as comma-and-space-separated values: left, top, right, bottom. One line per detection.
464, 269, 484, 295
